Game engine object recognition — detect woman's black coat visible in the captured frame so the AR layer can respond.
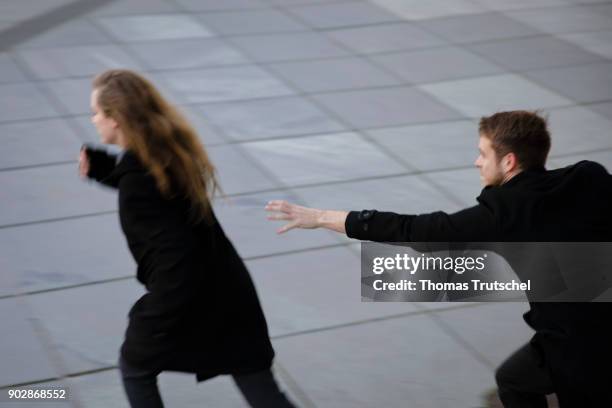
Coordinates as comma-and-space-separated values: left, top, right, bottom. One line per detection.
85, 146, 274, 381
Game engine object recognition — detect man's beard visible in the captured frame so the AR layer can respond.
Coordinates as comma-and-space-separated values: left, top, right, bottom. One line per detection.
481, 167, 505, 187
490, 170, 506, 186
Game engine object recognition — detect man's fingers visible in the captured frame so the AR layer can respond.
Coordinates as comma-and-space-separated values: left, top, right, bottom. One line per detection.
267, 214, 291, 221
265, 200, 293, 214
265, 200, 283, 212
277, 221, 298, 234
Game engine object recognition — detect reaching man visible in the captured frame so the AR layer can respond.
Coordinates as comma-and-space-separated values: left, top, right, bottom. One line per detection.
265, 110, 612, 407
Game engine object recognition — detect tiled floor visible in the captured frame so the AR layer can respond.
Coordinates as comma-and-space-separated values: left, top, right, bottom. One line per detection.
1, 0, 611, 406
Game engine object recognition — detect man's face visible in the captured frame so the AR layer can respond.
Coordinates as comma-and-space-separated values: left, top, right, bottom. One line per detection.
475, 135, 505, 187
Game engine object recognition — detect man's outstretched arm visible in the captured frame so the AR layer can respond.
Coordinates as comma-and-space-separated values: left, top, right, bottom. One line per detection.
265, 200, 349, 234
265, 200, 496, 243
265, 201, 417, 241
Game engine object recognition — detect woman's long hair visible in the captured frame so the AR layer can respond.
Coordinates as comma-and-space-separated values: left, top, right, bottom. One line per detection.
93, 69, 219, 224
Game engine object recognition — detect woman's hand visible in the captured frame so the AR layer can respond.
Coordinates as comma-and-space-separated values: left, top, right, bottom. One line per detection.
265, 200, 348, 235
78, 148, 90, 179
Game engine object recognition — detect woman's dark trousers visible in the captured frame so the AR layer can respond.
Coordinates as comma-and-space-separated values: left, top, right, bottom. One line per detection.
119, 356, 296, 408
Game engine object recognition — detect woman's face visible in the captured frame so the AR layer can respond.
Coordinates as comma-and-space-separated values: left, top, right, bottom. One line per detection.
90, 89, 121, 145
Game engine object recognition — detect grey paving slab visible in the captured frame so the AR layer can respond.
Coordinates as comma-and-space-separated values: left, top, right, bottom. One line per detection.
0, 214, 134, 297
525, 62, 612, 103
346, 241, 362, 257
0, 401, 70, 408
432, 302, 533, 368
26, 280, 144, 373
327, 23, 447, 54
552, 149, 612, 170
16, 44, 144, 80
0, 258, 19, 298
411, 300, 483, 312
41, 78, 94, 116
468, 36, 605, 71
228, 31, 350, 62
0, 53, 27, 83
152, 66, 294, 104
242, 132, 406, 186
0, 164, 116, 226
418, 12, 542, 44
505, 5, 612, 34
70, 369, 250, 408
371, 0, 487, 20
295, 173, 466, 217
546, 157, 568, 169
419, 74, 573, 118
587, 3, 612, 17
71, 115, 111, 144
173, 0, 269, 11
472, 0, 572, 11
366, 120, 479, 172
246, 246, 417, 337
0, 118, 82, 169
0, 0, 72, 22
0, 21, 14, 31
273, 313, 495, 408
95, 14, 214, 42
213, 191, 341, 259
419, 167, 483, 207
311, 86, 465, 129
176, 105, 228, 146
125, 38, 248, 71
571, 0, 612, 3
560, 30, 612, 59
588, 101, 612, 121
197, 9, 307, 35
207, 144, 281, 195
265, 0, 350, 4
547, 106, 612, 157
60, 370, 130, 408
85, 0, 179, 17
0, 82, 59, 122
162, 368, 287, 408
0, 298, 60, 386
286, 1, 401, 29
197, 96, 345, 141
371, 47, 505, 84
16, 20, 114, 49
267, 57, 401, 93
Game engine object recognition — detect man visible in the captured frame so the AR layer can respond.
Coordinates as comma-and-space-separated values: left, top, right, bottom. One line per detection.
265, 111, 612, 407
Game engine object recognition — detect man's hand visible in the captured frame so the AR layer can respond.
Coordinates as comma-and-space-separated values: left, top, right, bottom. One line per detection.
265, 200, 348, 235
265, 200, 322, 234
78, 148, 90, 179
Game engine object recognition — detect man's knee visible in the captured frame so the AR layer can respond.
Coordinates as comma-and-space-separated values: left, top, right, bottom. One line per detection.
495, 362, 512, 389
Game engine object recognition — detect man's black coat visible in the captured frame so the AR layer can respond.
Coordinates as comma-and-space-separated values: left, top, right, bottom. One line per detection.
346, 161, 612, 405
86, 147, 274, 381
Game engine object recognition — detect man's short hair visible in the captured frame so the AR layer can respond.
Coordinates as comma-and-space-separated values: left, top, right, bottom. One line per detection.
479, 111, 551, 170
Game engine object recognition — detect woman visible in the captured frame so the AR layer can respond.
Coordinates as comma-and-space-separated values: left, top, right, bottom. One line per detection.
79, 69, 295, 408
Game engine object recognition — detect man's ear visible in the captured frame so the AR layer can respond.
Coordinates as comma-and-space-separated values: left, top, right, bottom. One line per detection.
503, 152, 519, 172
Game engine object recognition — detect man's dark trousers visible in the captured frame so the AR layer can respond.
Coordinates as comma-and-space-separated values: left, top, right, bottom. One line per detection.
496, 343, 554, 407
